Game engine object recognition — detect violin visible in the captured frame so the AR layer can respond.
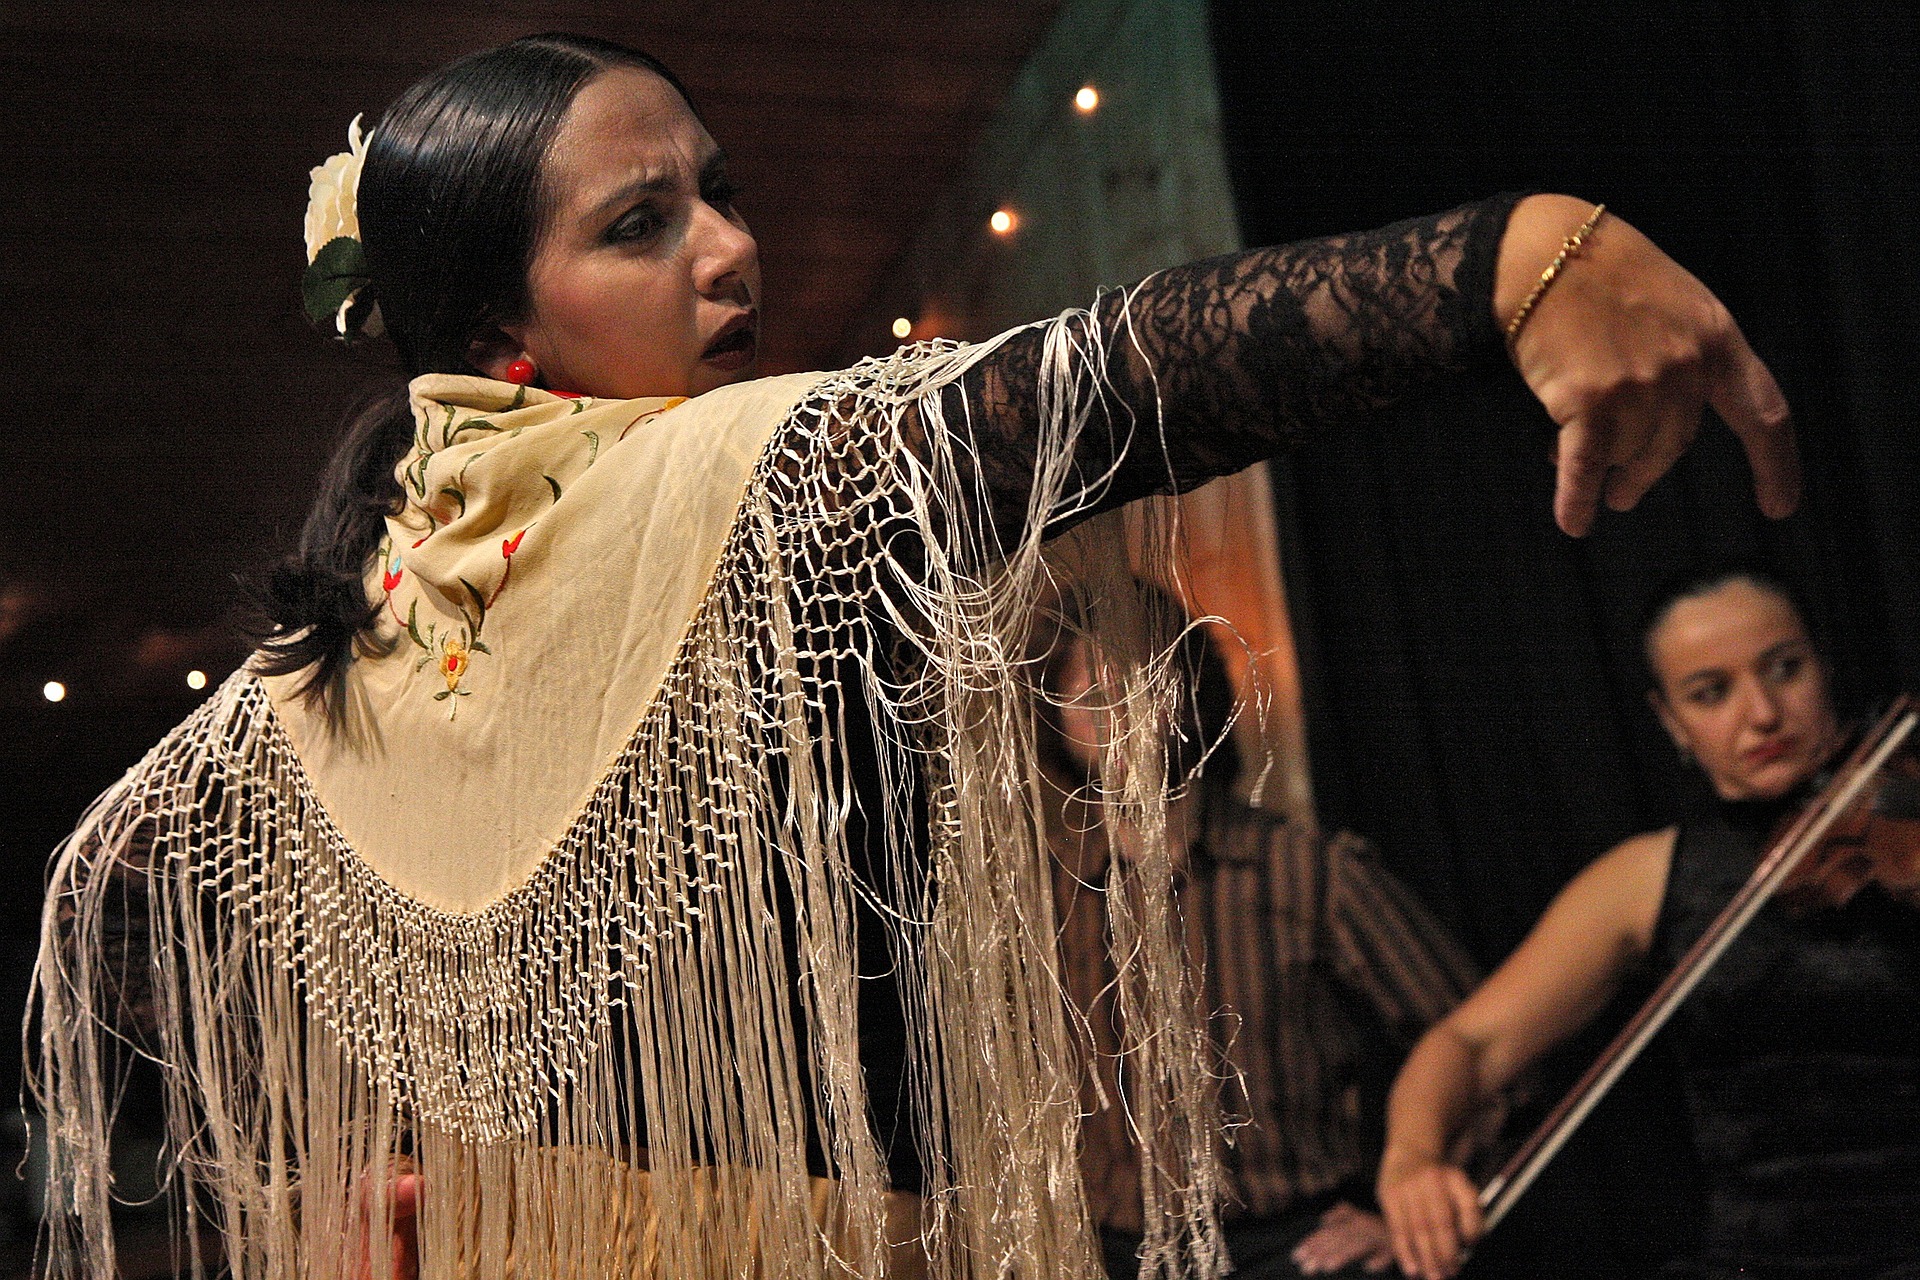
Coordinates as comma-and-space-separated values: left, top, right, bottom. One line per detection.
1476, 694, 1920, 1234
1776, 719, 1920, 912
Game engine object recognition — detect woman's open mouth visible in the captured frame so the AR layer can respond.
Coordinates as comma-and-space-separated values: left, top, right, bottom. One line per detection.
702, 312, 758, 370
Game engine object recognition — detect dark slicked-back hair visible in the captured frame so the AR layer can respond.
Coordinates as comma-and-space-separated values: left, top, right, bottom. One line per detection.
253, 34, 696, 713
1637, 560, 1824, 699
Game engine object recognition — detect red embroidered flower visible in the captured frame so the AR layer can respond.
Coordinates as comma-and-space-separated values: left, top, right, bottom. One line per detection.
502, 530, 526, 558
383, 565, 403, 593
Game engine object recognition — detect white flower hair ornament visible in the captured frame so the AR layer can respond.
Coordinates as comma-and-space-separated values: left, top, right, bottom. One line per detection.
301, 114, 383, 340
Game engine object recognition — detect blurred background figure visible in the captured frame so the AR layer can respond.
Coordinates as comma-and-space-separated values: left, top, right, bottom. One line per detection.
1378, 566, 1920, 1280
1039, 589, 1489, 1278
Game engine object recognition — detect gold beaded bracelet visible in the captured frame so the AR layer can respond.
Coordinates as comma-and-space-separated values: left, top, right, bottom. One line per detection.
1504, 202, 1607, 342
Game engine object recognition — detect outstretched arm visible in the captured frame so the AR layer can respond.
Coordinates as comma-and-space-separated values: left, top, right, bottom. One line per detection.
953, 193, 1795, 543
1376, 828, 1673, 1279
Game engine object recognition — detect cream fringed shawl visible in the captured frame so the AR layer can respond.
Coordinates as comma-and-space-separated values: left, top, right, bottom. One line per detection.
32, 315, 1226, 1278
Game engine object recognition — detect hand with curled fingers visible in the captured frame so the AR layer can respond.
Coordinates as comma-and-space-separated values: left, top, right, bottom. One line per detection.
1497, 194, 1800, 537
1377, 1149, 1483, 1280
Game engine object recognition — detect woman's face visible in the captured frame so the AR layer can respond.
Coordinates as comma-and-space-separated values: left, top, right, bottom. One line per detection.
1048, 635, 1108, 776
1647, 578, 1839, 801
497, 66, 761, 399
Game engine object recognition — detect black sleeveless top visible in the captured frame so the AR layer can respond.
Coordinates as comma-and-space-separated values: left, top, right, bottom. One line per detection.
1650, 800, 1920, 1278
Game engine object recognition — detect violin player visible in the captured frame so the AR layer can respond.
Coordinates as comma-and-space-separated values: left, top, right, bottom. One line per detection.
1375, 564, 1920, 1280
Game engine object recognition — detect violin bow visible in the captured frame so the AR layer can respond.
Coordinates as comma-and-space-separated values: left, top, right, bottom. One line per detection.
1477, 694, 1919, 1233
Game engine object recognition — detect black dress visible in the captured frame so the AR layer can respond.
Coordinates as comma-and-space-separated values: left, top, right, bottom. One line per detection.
1650, 799, 1920, 1278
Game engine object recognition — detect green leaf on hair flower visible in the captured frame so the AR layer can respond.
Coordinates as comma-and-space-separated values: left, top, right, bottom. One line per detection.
301, 235, 370, 328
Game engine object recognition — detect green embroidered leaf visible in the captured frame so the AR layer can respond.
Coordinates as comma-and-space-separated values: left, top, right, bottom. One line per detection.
405, 599, 426, 650
458, 578, 488, 635
301, 236, 369, 328
544, 474, 563, 503
570, 400, 587, 416
507, 383, 528, 410
581, 430, 600, 465
449, 418, 504, 443
470, 639, 492, 655
434, 690, 451, 701
439, 486, 467, 517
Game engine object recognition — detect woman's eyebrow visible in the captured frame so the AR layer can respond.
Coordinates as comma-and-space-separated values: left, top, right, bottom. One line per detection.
588, 149, 730, 221
589, 169, 677, 219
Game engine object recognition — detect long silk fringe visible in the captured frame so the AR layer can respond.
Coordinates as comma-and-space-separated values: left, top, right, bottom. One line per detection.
30, 299, 1227, 1278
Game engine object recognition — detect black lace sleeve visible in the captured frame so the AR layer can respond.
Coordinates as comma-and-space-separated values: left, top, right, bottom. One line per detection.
953, 193, 1525, 541
52, 816, 163, 1052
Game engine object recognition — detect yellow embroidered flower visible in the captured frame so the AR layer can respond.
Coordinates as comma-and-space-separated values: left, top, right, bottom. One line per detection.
439, 636, 470, 693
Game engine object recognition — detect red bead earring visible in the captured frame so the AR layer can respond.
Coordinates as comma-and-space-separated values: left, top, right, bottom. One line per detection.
504, 356, 536, 386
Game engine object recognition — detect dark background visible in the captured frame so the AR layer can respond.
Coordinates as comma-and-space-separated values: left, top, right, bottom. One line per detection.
3, 0, 1917, 1275
1213, 0, 1918, 1272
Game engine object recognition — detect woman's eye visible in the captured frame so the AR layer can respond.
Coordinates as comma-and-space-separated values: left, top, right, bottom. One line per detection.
1688, 681, 1727, 707
606, 206, 664, 244
1768, 653, 1804, 683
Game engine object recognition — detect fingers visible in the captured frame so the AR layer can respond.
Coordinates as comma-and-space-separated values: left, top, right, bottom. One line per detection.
1707, 321, 1800, 520
1599, 376, 1704, 516
1292, 1205, 1387, 1274
1382, 1169, 1482, 1279
1516, 205, 1798, 535
1290, 1205, 1397, 1274
1553, 372, 1701, 537
1447, 1175, 1486, 1260
1551, 418, 1612, 538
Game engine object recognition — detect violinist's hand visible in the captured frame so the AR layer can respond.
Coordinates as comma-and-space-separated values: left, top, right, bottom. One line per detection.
1291, 1200, 1396, 1274
1377, 1149, 1482, 1280
1497, 194, 1799, 537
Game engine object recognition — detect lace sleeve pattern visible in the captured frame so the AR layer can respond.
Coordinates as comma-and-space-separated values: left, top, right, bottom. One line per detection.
955, 193, 1524, 541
